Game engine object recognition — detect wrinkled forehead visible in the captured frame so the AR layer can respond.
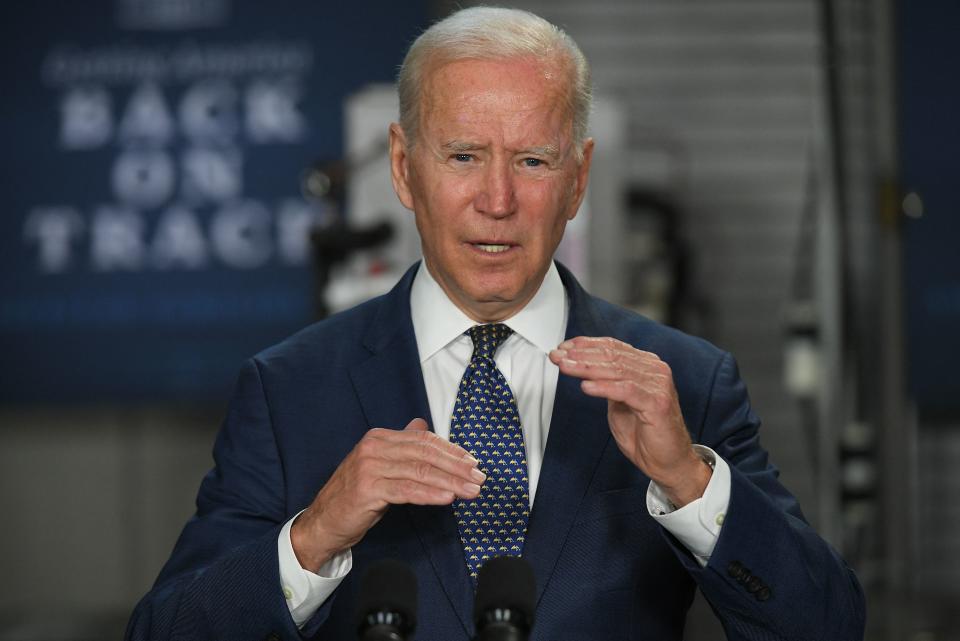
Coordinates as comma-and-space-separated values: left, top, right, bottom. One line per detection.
418, 55, 575, 133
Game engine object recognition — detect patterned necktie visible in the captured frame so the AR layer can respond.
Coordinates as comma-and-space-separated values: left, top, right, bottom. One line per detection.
450, 324, 530, 583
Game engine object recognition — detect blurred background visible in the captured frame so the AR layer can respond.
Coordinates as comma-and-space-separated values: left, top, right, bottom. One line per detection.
0, 0, 957, 639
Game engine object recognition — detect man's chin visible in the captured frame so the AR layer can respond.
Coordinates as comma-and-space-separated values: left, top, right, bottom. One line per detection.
455, 285, 535, 323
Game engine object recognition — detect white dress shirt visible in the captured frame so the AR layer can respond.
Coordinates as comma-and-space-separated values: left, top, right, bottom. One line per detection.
278, 262, 732, 627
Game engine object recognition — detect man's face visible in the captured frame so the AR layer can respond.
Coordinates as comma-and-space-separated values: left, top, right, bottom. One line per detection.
390, 57, 593, 322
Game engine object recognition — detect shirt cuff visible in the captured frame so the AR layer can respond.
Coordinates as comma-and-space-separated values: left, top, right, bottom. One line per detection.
278, 511, 353, 628
646, 445, 731, 567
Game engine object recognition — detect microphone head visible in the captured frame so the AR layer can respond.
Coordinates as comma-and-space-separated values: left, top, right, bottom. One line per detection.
474, 556, 536, 626
356, 559, 418, 632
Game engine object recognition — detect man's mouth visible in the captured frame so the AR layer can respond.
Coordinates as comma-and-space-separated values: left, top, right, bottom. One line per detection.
472, 243, 512, 254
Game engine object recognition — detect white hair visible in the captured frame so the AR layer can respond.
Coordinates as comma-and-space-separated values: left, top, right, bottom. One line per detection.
397, 6, 592, 158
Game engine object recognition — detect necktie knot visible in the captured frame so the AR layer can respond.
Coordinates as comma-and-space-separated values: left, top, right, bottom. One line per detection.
468, 324, 513, 361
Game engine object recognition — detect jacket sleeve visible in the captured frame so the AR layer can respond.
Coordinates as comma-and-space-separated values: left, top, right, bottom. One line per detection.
664, 352, 866, 641
125, 358, 336, 641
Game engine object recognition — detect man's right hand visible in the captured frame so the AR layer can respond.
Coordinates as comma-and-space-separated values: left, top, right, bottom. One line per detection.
290, 418, 485, 573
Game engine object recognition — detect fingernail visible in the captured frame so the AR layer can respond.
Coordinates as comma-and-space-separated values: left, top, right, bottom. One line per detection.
551, 348, 567, 359
470, 468, 487, 484
462, 482, 482, 496
464, 453, 479, 466
559, 340, 573, 349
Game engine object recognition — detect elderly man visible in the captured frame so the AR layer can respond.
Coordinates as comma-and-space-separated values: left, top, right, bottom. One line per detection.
127, 7, 864, 641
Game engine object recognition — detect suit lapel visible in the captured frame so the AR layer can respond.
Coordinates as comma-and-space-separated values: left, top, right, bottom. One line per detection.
348, 263, 474, 635
524, 264, 613, 606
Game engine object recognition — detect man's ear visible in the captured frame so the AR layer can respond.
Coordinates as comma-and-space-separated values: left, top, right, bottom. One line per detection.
389, 123, 415, 211
568, 137, 594, 221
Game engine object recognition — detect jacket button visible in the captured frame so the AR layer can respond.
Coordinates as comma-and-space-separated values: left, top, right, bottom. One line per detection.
756, 586, 772, 601
746, 576, 764, 593
727, 561, 747, 580
263, 634, 281, 641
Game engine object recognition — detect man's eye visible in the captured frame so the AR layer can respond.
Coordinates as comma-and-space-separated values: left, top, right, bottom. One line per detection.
523, 158, 543, 167
454, 153, 472, 162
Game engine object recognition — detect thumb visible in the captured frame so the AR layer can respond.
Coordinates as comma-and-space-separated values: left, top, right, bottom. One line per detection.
404, 417, 429, 431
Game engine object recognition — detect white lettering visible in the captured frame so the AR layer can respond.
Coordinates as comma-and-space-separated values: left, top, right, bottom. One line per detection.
181, 147, 242, 203
23, 207, 85, 272
180, 79, 238, 144
210, 200, 272, 268
276, 199, 322, 264
245, 78, 307, 143
119, 82, 174, 145
151, 205, 208, 269
60, 87, 112, 150
111, 149, 176, 209
23, 198, 324, 272
91, 206, 145, 271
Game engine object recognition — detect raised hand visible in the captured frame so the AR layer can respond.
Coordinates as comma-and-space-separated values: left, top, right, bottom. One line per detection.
291, 418, 485, 572
549, 336, 711, 507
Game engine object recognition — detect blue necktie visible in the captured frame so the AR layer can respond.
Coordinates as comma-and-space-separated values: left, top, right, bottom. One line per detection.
450, 324, 530, 582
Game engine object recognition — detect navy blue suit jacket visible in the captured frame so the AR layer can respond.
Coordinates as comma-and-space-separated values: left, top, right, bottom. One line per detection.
127, 263, 864, 641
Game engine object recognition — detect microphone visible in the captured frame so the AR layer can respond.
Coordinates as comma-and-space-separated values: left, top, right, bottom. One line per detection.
473, 557, 536, 641
356, 559, 417, 641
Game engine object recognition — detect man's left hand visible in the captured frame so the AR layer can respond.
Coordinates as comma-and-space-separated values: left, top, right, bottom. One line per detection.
549, 336, 711, 507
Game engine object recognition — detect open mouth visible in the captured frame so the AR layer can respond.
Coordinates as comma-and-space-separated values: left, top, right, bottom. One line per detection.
471, 243, 512, 254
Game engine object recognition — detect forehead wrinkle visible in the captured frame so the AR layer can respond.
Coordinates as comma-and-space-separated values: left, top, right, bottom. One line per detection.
419, 59, 576, 160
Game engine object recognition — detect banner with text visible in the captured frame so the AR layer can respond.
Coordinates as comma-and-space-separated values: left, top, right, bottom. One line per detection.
0, 0, 427, 404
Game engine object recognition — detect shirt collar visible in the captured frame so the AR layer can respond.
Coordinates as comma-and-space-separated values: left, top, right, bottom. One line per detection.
410, 261, 569, 363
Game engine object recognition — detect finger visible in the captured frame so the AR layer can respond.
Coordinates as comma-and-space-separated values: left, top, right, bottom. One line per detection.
376, 478, 459, 505
557, 335, 638, 352
552, 337, 660, 365
580, 378, 636, 403
337, 446, 481, 514
379, 431, 484, 481
552, 352, 672, 387
376, 459, 484, 500
555, 343, 659, 365
551, 351, 646, 381
400, 418, 480, 471
374, 422, 478, 464
377, 440, 486, 494
558, 361, 671, 387
580, 378, 675, 416
382, 454, 486, 494
403, 417, 429, 431
359, 429, 486, 486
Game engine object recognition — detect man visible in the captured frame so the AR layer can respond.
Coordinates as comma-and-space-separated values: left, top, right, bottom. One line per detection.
127, 7, 864, 641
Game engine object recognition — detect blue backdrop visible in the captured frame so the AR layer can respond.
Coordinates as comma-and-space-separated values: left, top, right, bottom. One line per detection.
0, 1, 428, 404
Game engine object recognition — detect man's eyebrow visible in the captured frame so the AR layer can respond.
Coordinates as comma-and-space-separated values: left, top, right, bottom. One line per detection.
439, 141, 561, 158
522, 144, 561, 159
441, 140, 485, 152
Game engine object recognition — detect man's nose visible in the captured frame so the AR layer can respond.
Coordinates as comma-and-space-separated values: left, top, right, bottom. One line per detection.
474, 159, 517, 217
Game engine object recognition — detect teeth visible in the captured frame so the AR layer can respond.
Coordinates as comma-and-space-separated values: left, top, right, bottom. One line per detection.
474, 244, 510, 253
